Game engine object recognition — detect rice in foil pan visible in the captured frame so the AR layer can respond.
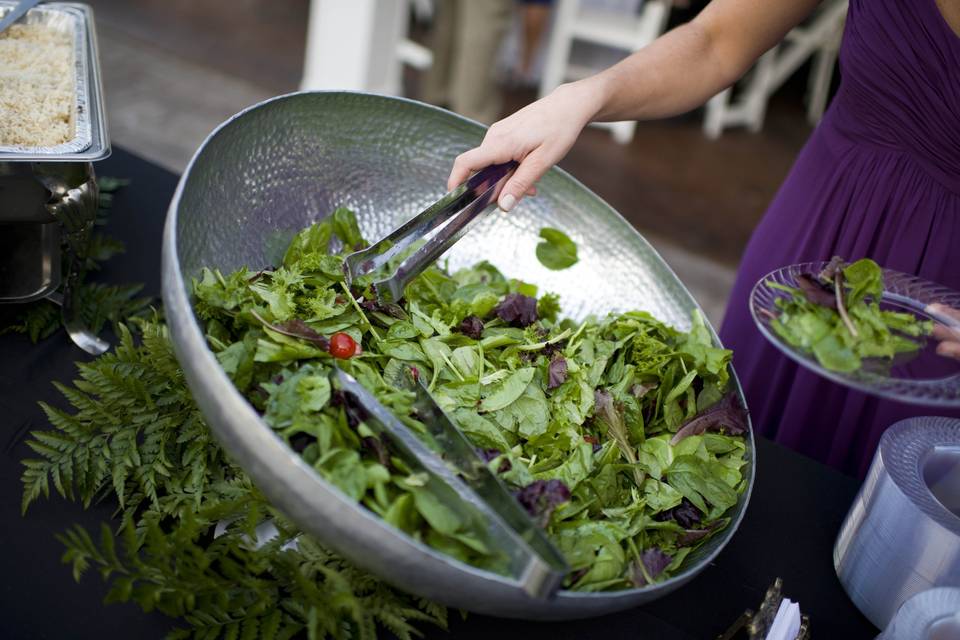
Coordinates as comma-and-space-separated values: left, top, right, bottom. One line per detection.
0, 2, 93, 157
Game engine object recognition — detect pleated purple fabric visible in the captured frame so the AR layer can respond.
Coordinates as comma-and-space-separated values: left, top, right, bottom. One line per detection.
719, 0, 960, 477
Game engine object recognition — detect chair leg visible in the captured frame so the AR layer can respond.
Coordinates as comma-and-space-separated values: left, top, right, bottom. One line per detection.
744, 49, 778, 132
610, 120, 637, 145
806, 24, 842, 124
538, 0, 579, 97
703, 88, 732, 140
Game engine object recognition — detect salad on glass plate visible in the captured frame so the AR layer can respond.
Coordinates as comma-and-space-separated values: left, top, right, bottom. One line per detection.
750, 257, 960, 406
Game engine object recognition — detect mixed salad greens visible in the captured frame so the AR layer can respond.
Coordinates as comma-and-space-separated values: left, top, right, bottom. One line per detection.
194, 208, 749, 591
767, 257, 932, 374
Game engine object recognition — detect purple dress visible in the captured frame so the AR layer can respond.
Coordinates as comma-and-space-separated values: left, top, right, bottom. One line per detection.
719, 0, 960, 477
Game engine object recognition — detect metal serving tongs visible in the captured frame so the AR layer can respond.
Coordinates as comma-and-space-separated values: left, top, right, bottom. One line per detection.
331, 367, 569, 599
343, 161, 517, 303
0, 0, 43, 35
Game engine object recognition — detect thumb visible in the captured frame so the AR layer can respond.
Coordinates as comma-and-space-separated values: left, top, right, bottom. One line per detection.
497, 149, 549, 212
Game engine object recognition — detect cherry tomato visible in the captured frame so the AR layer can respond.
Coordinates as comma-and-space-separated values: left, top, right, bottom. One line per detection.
329, 332, 357, 359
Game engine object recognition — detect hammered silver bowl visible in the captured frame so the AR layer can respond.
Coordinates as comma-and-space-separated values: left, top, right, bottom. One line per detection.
161, 91, 755, 620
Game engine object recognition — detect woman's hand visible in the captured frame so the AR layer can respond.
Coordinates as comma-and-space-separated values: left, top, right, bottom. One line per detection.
447, 82, 604, 212
929, 304, 960, 359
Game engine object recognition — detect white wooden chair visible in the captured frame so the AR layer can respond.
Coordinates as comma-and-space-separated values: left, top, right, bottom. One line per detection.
300, 0, 432, 95
539, 0, 672, 144
702, 0, 847, 138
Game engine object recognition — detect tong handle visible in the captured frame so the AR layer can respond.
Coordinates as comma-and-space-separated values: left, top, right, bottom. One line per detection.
330, 367, 566, 598
0, 0, 43, 36
409, 374, 569, 576
343, 162, 516, 299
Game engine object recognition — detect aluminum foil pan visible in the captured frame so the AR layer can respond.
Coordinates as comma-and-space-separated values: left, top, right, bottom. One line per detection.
0, 2, 108, 162
161, 91, 755, 620
834, 416, 960, 629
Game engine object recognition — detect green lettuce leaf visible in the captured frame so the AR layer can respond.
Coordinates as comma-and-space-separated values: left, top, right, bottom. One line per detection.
535, 227, 579, 270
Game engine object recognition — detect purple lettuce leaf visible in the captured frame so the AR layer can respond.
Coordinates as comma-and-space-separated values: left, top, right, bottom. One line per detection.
476, 448, 501, 463
274, 319, 330, 348
360, 298, 406, 319
543, 339, 566, 357
513, 479, 571, 526
252, 311, 331, 350
670, 392, 748, 445
678, 520, 723, 546
495, 293, 538, 327
476, 447, 511, 473
818, 255, 846, 282
547, 355, 568, 390
459, 315, 485, 339
678, 529, 711, 546
632, 547, 672, 586
796, 273, 837, 309
655, 497, 702, 528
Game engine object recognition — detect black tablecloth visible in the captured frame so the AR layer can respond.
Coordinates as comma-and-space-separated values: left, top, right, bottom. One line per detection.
0, 148, 880, 639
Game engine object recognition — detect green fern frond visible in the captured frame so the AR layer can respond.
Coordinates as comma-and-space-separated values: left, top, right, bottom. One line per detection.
22, 315, 448, 639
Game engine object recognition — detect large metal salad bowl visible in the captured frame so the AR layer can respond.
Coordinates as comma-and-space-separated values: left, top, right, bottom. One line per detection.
161, 91, 755, 620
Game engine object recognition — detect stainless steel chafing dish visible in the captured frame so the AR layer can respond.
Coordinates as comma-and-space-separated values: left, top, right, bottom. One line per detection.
0, 2, 111, 354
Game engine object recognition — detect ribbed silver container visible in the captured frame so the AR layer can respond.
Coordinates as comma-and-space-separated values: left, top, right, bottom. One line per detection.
835, 417, 960, 629
877, 587, 960, 640
162, 91, 755, 620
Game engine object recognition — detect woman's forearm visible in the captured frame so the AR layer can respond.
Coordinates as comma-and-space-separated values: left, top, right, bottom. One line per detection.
447, 0, 822, 208
580, 22, 732, 121
575, 0, 822, 123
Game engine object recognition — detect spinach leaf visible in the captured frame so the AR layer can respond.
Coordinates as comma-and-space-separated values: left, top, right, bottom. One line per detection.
480, 367, 536, 412
666, 455, 739, 515
536, 227, 579, 270
332, 206, 366, 249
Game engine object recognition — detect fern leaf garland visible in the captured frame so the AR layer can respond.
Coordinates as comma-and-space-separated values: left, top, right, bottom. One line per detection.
22, 317, 446, 640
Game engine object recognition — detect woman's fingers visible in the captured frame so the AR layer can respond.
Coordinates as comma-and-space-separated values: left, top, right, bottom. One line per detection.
927, 303, 960, 360
446, 86, 590, 205
447, 145, 539, 208
937, 340, 960, 359
448, 146, 504, 191
447, 85, 591, 204
933, 323, 960, 342
928, 303, 960, 341
498, 148, 550, 211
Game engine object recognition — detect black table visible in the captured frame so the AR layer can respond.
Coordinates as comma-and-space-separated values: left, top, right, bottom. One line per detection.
0, 148, 880, 639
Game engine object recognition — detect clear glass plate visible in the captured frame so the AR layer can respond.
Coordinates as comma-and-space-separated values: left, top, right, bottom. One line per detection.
750, 262, 960, 407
